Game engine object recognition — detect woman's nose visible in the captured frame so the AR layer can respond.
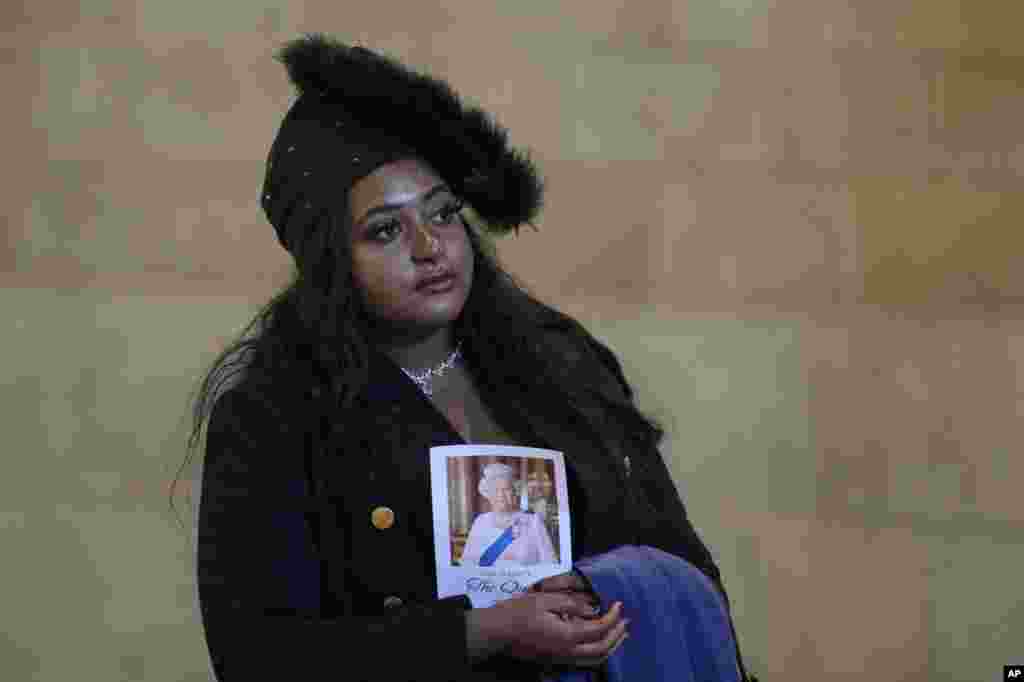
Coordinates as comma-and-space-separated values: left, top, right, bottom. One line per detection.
411, 220, 440, 258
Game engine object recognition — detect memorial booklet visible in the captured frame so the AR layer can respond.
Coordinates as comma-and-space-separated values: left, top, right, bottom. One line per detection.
430, 445, 572, 608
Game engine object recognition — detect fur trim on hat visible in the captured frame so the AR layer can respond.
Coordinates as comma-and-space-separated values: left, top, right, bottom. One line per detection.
276, 33, 543, 235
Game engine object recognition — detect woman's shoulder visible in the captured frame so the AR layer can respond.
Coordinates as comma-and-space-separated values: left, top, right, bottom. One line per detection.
210, 381, 311, 431
466, 512, 493, 535
205, 385, 311, 464
535, 322, 632, 400
520, 511, 545, 526
506, 511, 537, 527
208, 387, 272, 435
207, 388, 257, 434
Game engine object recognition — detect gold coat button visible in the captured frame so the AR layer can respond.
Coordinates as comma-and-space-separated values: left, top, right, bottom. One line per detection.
371, 506, 395, 530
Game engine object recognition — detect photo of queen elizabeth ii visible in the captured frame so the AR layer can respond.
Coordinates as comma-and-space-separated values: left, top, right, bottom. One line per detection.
448, 459, 559, 566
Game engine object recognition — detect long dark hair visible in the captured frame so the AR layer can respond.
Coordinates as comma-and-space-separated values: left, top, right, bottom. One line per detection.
168, 200, 669, 532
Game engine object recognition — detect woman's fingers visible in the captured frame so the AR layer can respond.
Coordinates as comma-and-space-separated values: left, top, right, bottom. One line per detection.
493, 592, 629, 665
567, 601, 623, 644
573, 632, 630, 667
548, 592, 602, 620
533, 572, 586, 593
570, 617, 629, 657
553, 616, 630, 667
534, 591, 600, 617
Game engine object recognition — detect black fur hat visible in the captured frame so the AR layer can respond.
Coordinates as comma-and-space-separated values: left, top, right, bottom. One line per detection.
260, 33, 544, 252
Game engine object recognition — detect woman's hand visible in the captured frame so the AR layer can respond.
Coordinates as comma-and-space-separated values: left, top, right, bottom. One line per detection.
531, 571, 591, 596
466, 592, 628, 667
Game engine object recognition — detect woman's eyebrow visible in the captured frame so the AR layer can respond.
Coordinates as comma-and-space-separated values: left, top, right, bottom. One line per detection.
359, 184, 452, 223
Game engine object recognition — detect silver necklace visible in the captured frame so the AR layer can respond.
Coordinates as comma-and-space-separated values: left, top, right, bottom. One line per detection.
400, 341, 463, 397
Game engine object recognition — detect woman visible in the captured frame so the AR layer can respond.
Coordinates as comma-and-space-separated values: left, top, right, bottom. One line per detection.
175, 34, 754, 681
460, 463, 558, 566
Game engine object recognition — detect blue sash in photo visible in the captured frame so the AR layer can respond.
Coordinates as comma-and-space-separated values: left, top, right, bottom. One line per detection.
478, 524, 516, 566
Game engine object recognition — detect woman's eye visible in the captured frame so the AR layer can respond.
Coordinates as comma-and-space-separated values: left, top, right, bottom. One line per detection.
432, 200, 464, 225
371, 221, 401, 241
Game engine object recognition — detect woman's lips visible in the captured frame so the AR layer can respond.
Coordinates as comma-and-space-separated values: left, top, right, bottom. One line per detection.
417, 274, 455, 293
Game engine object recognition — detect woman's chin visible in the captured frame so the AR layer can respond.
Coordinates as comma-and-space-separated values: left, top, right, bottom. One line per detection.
375, 307, 464, 337
417, 289, 468, 321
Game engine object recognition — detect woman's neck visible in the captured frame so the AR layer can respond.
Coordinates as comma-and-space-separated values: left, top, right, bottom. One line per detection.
376, 324, 457, 372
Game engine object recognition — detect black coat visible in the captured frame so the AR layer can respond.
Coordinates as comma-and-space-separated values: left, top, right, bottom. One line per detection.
197, 332, 741, 681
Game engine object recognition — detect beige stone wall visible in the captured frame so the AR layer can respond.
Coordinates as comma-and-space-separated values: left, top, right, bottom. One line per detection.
5, 2, 1022, 680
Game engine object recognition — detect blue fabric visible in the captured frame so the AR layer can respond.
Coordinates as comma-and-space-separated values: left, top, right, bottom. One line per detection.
553, 545, 741, 682
478, 524, 517, 567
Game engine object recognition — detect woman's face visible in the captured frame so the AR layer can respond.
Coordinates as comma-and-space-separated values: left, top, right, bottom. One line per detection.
488, 477, 518, 513
348, 159, 474, 333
